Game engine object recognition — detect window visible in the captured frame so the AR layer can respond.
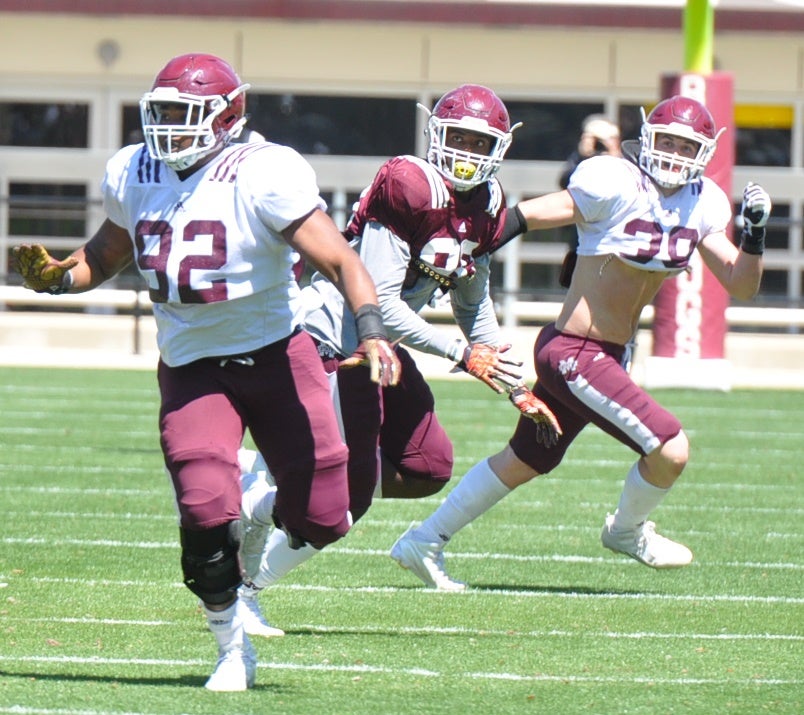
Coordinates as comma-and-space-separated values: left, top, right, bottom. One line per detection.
0, 102, 88, 148
246, 94, 416, 156
617, 104, 646, 142
763, 202, 790, 252
504, 101, 605, 161
735, 127, 791, 167
122, 104, 143, 146
5, 182, 89, 293
8, 182, 87, 238
123, 94, 418, 156
735, 105, 792, 167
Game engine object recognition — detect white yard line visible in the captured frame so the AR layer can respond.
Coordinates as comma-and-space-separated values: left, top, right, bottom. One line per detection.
0, 654, 800, 689
3, 537, 803, 570
4, 616, 803, 642
2, 574, 803, 604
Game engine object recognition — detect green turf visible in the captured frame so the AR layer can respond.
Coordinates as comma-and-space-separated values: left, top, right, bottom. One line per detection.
0, 367, 801, 714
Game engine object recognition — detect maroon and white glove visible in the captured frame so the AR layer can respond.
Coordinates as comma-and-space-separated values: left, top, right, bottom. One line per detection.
508, 384, 562, 447
339, 304, 402, 387
340, 338, 401, 387
456, 343, 523, 394
12, 244, 78, 294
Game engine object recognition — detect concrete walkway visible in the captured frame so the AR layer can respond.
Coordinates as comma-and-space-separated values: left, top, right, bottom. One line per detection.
1, 312, 802, 390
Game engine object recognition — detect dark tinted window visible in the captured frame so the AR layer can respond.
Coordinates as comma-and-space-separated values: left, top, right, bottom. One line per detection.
246, 94, 416, 156
735, 127, 791, 167
0, 103, 89, 148
8, 182, 87, 238
735, 105, 792, 167
760, 269, 789, 298
504, 101, 604, 161
5, 182, 89, 288
617, 104, 646, 142
747, 201, 790, 252
123, 95, 417, 156
122, 104, 143, 146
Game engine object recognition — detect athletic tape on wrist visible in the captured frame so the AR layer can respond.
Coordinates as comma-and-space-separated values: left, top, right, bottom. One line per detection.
740, 228, 765, 256
46, 270, 74, 295
355, 304, 388, 341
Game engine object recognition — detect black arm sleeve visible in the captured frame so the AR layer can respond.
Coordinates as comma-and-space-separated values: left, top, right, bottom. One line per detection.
495, 205, 528, 252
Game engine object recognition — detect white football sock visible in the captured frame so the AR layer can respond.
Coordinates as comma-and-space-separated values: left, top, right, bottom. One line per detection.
610, 461, 669, 532
415, 458, 510, 545
204, 600, 243, 652
237, 448, 261, 475
251, 485, 277, 525
250, 527, 318, 590
240, 472, 276, 528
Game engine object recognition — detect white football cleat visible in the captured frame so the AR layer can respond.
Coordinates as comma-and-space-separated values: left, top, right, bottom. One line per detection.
601, 514, 693, 568
204, 636, 257, 692
240, 473, 275, 581
390, 524, 466, 591
237, 584, 285, 638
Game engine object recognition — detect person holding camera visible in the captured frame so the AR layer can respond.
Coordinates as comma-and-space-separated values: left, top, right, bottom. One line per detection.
558, 113, 622, 189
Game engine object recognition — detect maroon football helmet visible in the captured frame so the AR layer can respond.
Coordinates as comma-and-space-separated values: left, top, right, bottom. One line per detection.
424, 84, 520, 190
638, 95, 724, 189
139, 53, 250, 170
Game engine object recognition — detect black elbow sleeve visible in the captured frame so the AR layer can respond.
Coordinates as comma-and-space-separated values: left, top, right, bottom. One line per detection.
497, 205, 528, 250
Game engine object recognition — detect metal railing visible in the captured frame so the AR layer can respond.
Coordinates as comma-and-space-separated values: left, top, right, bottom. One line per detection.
2, 284, 803, 358
2, 155, 803, 332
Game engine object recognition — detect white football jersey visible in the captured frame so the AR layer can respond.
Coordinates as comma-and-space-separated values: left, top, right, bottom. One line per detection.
102, 142, 326, 366
568, 154, 732, 273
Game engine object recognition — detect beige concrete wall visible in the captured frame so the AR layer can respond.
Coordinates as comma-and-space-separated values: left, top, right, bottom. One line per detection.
1, 12, 802, 99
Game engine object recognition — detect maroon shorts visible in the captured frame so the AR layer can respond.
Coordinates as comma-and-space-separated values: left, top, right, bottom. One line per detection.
378, 347, 453, 484
333, 346, 453, 521
158, 329, 350, 546
509, 323, 682, 474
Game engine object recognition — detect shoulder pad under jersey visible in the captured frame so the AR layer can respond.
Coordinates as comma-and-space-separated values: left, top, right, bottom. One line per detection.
383, 155, 450, 211
206, 142, 273, 183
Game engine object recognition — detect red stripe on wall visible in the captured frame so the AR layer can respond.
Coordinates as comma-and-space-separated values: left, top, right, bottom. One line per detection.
0, 1, 800, 33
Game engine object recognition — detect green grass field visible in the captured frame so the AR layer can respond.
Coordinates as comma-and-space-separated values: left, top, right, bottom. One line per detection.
0, 366, 801, 714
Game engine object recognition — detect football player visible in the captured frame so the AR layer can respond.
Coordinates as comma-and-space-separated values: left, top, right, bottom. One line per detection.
12, 53, 400, 691
391, 95, 771, 587
236, 85, 561, 629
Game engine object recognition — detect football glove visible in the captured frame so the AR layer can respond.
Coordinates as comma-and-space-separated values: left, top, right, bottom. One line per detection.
457, 343, 524, 394
13, 243, 78, 294
340, 338, 402, 387
508, 384, 562, 447
739, 182, 771, 255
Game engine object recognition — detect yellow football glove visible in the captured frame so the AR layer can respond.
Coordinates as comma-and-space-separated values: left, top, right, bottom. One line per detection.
13, 244, 78, 294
